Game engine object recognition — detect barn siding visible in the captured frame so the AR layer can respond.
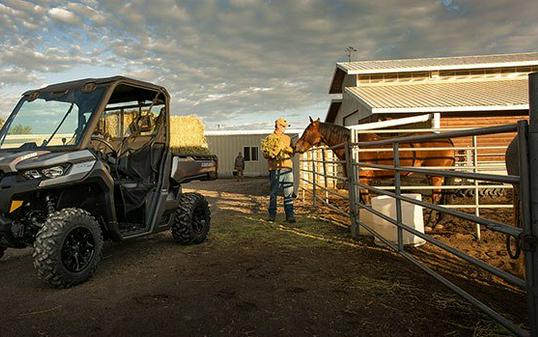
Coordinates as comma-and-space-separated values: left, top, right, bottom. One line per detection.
441, 112, 528, 162
338, 91, 371, 126
206, 133, 300, 188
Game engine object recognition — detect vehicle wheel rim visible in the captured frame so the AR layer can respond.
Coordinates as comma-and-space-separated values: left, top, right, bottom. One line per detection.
61, 227, 95, 273
192, 207, 207, 234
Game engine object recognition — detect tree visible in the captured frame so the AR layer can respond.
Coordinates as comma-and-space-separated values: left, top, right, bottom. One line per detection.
8, 124, 32, 135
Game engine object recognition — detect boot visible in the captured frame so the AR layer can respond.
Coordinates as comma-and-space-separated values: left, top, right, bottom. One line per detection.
286, 214, 296, 223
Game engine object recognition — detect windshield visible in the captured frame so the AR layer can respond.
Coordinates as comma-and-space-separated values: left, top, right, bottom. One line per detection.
0, 87, 106, 150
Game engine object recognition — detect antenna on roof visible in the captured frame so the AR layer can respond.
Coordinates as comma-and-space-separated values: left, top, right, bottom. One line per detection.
345, 46, 357, 62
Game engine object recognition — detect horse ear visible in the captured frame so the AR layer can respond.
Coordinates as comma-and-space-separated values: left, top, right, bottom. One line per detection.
309, 116, 313, 123
316, 118, 320, 122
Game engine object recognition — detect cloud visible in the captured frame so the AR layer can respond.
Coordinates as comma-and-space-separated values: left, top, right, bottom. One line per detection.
0, 0, 537, 129
0, 67, 41, 86
0, 43, 94, 71
67, 3, 106, 25
48, 7, 79, 25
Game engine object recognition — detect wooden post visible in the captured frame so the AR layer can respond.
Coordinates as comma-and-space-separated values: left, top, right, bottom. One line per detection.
322, 148, 329, 204
523, 72, 538, 336
332, 151, 337, 189
301, 153, 306, 202
346, 139, 359, 238
312, 149, 317, 208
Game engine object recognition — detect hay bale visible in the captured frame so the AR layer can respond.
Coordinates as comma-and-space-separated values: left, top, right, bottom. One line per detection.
101, 112, 209, 155
102, 112, 133, 137
170, 115, 209, 154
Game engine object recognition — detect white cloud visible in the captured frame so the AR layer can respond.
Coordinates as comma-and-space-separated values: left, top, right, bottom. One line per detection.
48, 7, 79, 25
67, 3, 106, 25
0, 0, 537, 129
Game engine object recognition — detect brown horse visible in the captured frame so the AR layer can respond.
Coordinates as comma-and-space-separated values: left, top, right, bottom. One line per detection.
506, 137, 520, 229
504, 136, 527, 277
294, 117, 456, 226
505, 137, 523, 258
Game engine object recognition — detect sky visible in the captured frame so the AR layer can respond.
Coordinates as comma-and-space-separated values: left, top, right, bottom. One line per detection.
1, 0, 538, 131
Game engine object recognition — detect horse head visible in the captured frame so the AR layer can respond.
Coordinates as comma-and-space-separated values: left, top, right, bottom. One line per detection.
294, 117, 322, 153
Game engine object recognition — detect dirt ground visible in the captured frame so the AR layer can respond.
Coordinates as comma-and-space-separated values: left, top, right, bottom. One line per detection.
314, 188, 527, 280
0, 178, 528, 337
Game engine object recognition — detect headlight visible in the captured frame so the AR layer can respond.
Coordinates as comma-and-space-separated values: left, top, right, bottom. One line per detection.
22, 165, 70, 180
41, 166, 66, 178
23, 169, 42, 180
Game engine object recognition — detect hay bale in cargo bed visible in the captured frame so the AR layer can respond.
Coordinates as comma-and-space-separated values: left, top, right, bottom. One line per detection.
170, 115, 210, 155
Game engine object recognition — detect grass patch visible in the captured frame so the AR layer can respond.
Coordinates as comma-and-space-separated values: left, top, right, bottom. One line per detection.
208, 212, 358, 251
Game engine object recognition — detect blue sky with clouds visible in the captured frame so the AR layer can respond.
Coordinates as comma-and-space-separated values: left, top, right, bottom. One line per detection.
1, 0, 537, 130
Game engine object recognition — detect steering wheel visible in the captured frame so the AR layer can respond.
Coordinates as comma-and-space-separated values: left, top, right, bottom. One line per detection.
90, 135, 117, 156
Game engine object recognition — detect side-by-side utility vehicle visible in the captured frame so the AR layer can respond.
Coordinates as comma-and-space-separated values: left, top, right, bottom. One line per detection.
0, 76, 217, 287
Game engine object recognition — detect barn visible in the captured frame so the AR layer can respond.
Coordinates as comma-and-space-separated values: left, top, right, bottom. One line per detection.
326, 52, 538, 156
205, 129, 303, 183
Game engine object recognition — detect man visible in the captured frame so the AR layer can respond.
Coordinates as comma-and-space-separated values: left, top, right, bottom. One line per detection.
234, 152, 245, 181
263, 117, 295, 223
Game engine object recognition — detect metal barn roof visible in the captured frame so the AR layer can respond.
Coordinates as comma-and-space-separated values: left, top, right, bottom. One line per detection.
205, 129, 303, 136
337, 52, 538, 75
344, 79, 529, 113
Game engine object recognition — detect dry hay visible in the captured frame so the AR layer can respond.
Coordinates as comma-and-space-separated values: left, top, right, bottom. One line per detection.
261, 133, 289, 160
170, 115, 209, 155
102, 113, 133, 138
101, 112, 209, 155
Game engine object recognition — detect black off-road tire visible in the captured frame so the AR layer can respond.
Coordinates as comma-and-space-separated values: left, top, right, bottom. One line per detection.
32, 208, 104, 288
171, 193, 211, 245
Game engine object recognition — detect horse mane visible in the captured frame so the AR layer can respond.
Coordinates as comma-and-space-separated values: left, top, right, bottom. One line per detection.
318, 122, 350, 142
317, 122, 389, 141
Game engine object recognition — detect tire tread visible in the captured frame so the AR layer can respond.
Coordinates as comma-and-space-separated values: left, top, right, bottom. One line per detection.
32, 208, 103, 288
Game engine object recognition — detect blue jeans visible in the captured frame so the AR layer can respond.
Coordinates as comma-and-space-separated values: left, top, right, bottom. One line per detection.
268, 169, 294, 217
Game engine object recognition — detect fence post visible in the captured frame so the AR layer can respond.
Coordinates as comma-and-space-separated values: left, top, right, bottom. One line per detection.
301, 153, 306, 202
472, 135, 481, 241
322, 148, 329, 204
524, 72, 538, 337
332, 151, 337, 189
393, 142, 403, 251
346, 139, 359, 239
312, 149, 317, 208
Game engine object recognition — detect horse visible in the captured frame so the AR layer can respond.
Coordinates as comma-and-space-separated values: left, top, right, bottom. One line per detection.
503, 136, 528, 277
506, 137, 520, 230
505, 137, 524, 256
294, 117, 456, 228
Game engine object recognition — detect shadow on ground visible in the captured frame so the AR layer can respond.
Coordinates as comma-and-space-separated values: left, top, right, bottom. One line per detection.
0, 178, 528, 337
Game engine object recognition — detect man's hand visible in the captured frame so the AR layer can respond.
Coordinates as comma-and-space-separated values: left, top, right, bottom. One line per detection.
283, 146, 294, 155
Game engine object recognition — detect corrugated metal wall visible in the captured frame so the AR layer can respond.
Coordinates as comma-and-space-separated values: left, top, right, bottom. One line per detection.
206, 133, 301, 186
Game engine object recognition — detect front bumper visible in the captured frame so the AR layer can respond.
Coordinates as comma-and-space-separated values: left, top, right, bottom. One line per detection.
0, 173, 40, 214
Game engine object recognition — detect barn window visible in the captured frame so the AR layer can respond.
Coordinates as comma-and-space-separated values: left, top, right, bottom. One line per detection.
251, 147, 259, 161
243, 146, 259, 161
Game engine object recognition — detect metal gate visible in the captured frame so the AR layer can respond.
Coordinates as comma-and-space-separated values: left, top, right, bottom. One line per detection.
298, 73, 538, 337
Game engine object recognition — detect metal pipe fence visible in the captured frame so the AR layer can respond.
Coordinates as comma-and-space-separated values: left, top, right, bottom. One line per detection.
298, 120, 536, 337
350, 125, 520, 241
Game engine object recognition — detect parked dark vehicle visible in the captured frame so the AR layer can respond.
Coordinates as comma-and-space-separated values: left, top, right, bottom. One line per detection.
0, 76, 217, 288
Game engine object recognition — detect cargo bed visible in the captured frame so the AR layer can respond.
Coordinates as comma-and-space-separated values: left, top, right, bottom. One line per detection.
170, 153, 218, 184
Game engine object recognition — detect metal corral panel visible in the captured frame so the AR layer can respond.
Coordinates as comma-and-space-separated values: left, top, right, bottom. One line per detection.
206, 132, 301, 184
